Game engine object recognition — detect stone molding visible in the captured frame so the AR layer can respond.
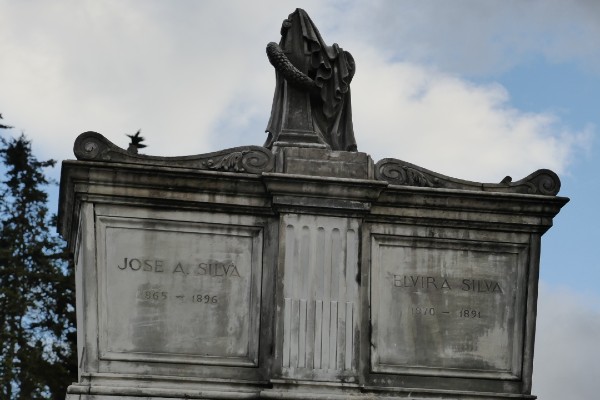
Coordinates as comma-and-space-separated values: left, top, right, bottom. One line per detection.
375, 158, 561, 196
60, 138, 568, 400
74, 131, 275, 174
72, 132, 562, 196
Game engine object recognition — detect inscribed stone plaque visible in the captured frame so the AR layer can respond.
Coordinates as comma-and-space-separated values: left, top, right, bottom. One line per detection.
371, 234, 528, 379
96, 215, 262, 366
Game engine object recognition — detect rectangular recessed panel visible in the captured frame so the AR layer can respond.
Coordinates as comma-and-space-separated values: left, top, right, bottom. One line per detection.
97, 216, 262, 367
371, 235, 527, 379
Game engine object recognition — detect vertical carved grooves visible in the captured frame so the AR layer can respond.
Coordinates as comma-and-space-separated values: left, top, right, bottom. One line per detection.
283, 225, 295, 369
282, 223, 356, 371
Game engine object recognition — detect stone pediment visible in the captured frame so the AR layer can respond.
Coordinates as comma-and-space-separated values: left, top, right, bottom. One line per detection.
375, 158, 561, 196
74, 131, 275, 174
73, 131, 562, 197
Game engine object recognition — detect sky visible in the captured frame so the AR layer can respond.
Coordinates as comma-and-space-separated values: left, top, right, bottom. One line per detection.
1, 1, 599, 398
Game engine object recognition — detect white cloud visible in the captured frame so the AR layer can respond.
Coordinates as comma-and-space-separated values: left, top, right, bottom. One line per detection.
0, 0, 592, 184
533, 282, 600, 400
351, 47, 590, 181
0, 0, 320, 161
335, 0, 600, 76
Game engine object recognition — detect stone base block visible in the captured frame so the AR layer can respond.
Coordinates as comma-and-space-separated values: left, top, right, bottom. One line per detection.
276, 147, 373, 179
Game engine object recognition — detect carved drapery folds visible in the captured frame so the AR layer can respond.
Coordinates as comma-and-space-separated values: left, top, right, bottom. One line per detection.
264, 8, 357, 151
73, 131, 274, 174
375, 158, 561, 196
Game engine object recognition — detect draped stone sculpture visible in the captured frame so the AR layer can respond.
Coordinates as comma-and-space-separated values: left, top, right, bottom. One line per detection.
264, 8, 357, 151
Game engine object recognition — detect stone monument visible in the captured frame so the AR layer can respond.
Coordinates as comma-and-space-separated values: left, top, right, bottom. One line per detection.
59, 8, 568, 400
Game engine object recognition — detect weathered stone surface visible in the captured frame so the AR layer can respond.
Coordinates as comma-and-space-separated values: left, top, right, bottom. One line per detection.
275, 147, 373, 179
376, 157, 561, 195
74, 131, 274, 173
64, 202, 276, 397
276, 214, 360, 382
264, 8, 357, 151
60, 9, 568, 397
59, 142, 567, 399
96, 208, 262, 367
370, 227, 527, 379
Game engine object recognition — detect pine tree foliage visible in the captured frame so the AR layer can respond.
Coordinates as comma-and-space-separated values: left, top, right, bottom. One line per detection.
0, 119, 76, 399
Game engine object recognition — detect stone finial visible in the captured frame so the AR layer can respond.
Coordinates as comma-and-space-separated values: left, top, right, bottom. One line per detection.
264, 8, 357, 152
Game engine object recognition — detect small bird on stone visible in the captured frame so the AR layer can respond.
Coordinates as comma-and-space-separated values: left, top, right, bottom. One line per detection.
126, 129, 146, 154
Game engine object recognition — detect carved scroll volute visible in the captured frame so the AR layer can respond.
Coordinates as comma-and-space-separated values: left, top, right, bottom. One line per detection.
240, 150, 274, 174
506, 169, 561, 196
73, 131, 114, 161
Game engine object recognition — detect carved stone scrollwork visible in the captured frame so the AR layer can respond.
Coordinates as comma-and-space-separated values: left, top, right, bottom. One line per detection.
375, 158, 561, 196
377, 159, 441, 188
73, 131, 274, 174
200, 149, 273, 174
74, 131, 113, 161
502, 169, 561, 196
240, 150, 275, 174
202, 151, 247, 172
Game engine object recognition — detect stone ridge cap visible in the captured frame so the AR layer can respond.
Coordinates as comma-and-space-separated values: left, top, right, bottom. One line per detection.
60, 159, 265, 180
375, 157, 563, 196
71, 131, 275, 174
382, 183, 570, 203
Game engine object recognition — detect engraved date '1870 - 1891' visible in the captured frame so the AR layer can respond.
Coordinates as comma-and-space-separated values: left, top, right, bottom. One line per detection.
411, 306, 483, 319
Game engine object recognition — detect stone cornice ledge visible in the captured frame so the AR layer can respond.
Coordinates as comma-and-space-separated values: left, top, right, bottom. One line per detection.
262, 172, 388, 202
58, 160, 272, 241
370, 184, 569, 233
376, 184, 569, 214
